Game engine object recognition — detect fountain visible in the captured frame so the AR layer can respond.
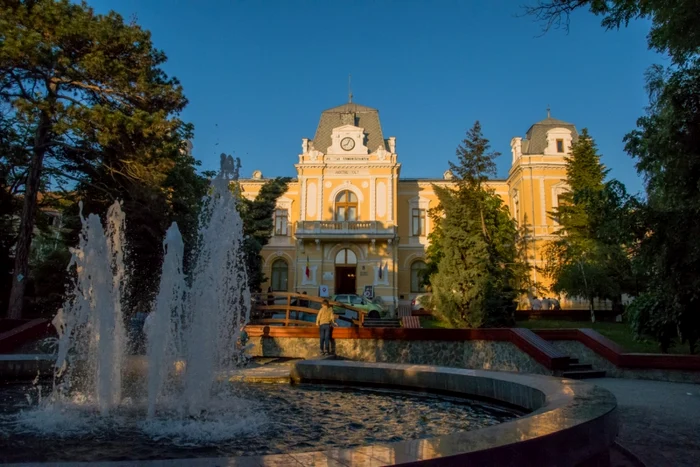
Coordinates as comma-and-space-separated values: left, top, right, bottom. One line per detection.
44, 154, 251, 422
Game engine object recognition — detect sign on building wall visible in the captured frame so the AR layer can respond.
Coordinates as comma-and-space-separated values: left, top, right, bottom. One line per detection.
319, 285, 330, 297
363, 285, 374, 299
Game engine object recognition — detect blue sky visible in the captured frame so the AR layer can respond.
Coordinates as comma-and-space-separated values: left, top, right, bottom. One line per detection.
88, 0, 662, 195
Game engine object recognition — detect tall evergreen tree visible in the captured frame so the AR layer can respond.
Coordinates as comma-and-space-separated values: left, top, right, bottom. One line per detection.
544, 129, 634, 321
526, 0, 700, 349
428, 122, 526, 327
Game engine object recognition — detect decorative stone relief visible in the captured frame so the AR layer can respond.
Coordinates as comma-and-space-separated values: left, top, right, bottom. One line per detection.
388, 137, 396, 154
376, 145, 388, 161
324, 181, 332, 188
361, 181, 369, 188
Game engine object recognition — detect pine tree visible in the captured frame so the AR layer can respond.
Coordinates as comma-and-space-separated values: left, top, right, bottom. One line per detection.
544, 129, 632, 321
0, 0, 191, 317
428, 122, 526, 327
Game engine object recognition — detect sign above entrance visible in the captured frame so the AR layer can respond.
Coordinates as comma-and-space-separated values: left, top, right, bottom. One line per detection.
325, 168, 370, 176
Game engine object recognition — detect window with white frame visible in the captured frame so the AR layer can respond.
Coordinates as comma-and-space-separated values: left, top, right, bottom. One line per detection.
411, 208, 426, 236
274, 209, 288, 236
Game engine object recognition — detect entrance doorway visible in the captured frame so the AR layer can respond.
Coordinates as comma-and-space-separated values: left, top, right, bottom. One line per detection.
334, 248, 357, 295
335, 267, 356, 294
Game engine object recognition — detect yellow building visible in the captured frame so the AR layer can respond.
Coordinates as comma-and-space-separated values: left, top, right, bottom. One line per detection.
240, 102, 580, 311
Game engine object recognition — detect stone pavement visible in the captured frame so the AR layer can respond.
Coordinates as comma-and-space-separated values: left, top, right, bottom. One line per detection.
592, 378, 700, 467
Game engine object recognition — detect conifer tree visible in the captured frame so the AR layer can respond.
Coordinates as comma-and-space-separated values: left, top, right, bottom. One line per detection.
544, 129, 632, 321
428, 122, 526, 327
0, 0, 191, 317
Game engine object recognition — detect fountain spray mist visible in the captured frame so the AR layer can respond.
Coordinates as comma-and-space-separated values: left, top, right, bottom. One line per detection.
53, 155, 250, 421
53, 202, 128, 415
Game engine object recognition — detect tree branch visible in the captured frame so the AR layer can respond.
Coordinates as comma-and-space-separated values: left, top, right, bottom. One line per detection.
520, 0, 591, 34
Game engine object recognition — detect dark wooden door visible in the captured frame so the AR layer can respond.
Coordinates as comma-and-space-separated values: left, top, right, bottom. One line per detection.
335, 266, 356, 294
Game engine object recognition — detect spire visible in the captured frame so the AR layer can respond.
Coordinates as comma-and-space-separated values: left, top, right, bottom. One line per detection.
348, 74, 353, 103
546, 104, 551, 118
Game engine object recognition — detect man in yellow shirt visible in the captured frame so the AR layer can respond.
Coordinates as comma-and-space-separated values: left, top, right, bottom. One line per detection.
316, 299, 336, 355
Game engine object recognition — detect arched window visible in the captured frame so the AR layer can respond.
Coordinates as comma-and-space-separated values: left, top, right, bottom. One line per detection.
335, 248, 357, 265
271, 259, 288, 291
335, 190, 358, 221
410, 260, 427, 293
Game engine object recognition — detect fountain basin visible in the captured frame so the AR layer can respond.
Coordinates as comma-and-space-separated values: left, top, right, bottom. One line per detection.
0, 374, 519, 464
287, 360, 618, 466
2, 361, 617, 466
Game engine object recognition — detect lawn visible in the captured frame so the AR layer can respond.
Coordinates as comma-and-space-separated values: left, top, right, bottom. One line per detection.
420, 316, 692, 354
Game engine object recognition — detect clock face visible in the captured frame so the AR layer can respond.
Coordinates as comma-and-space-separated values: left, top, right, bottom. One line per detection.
340, 137, 355, 151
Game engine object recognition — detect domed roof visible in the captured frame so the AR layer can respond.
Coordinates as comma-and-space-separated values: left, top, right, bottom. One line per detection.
522, 115, 578, 155
312, 102, 387, 153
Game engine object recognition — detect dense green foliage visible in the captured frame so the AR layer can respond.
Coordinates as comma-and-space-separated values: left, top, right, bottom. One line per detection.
235, 177, 291, 292
544, 130, 636, 320
0, 0, 204, 317
528, 0, 700, 351
426, 122, 527, 328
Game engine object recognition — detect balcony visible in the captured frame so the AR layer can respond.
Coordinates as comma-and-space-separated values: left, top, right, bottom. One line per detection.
294, 221, 396, 239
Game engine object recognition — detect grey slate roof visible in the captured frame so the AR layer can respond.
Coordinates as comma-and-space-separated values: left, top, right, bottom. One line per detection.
522, 116, 578, 155
312, 103, 387, 153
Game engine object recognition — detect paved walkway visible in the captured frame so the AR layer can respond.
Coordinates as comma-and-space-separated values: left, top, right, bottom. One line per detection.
592, 378, 700, 467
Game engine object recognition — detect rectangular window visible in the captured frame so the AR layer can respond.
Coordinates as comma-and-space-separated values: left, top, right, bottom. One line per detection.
274, 209, 288, 236
411, 208, 426, 236
556, 139, 564, 153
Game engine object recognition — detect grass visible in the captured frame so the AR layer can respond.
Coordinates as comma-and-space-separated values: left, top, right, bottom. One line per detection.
420, 316, 693, 354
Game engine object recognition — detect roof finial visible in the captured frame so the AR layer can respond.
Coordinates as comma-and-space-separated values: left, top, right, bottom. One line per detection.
546, 104, 551, 118
348, 74, 353, 103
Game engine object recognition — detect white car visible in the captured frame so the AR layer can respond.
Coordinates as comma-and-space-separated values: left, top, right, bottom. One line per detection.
411, 294, 432, 313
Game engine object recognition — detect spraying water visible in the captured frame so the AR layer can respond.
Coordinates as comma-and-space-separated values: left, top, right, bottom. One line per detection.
50, 154, 251, 424
52, 202, 128, 415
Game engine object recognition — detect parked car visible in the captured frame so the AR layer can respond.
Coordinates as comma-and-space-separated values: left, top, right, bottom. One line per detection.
411, 293, 432, 313
332, 294, 384, 318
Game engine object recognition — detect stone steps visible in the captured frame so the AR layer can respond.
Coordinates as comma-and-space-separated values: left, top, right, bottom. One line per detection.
363, 319, 402, 328
567, 362, 593, 371
561, 369, 607, 379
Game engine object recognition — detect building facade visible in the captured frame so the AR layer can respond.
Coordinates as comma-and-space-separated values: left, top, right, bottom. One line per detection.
239, 102, 580, 309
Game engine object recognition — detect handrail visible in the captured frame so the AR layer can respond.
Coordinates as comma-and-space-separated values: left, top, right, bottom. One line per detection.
251, 292, 366, 327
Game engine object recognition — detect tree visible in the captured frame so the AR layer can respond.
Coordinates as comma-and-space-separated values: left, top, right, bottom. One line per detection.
0, 0, 189, 318
234, 177, 291, 292
428, 122, 526, 327
623, 62, 700, 353
525, 0, 700, 350
544, 130, 634, 321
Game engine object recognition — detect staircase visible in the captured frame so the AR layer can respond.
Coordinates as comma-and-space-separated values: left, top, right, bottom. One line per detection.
363, 318, 402, 328
558, 357, 607, 379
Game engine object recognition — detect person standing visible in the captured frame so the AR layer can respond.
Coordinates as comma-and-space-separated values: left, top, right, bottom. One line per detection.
316, 299, 336, 356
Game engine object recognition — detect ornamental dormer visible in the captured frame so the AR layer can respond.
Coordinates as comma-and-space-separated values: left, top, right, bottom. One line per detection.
327, 125, 368, 155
